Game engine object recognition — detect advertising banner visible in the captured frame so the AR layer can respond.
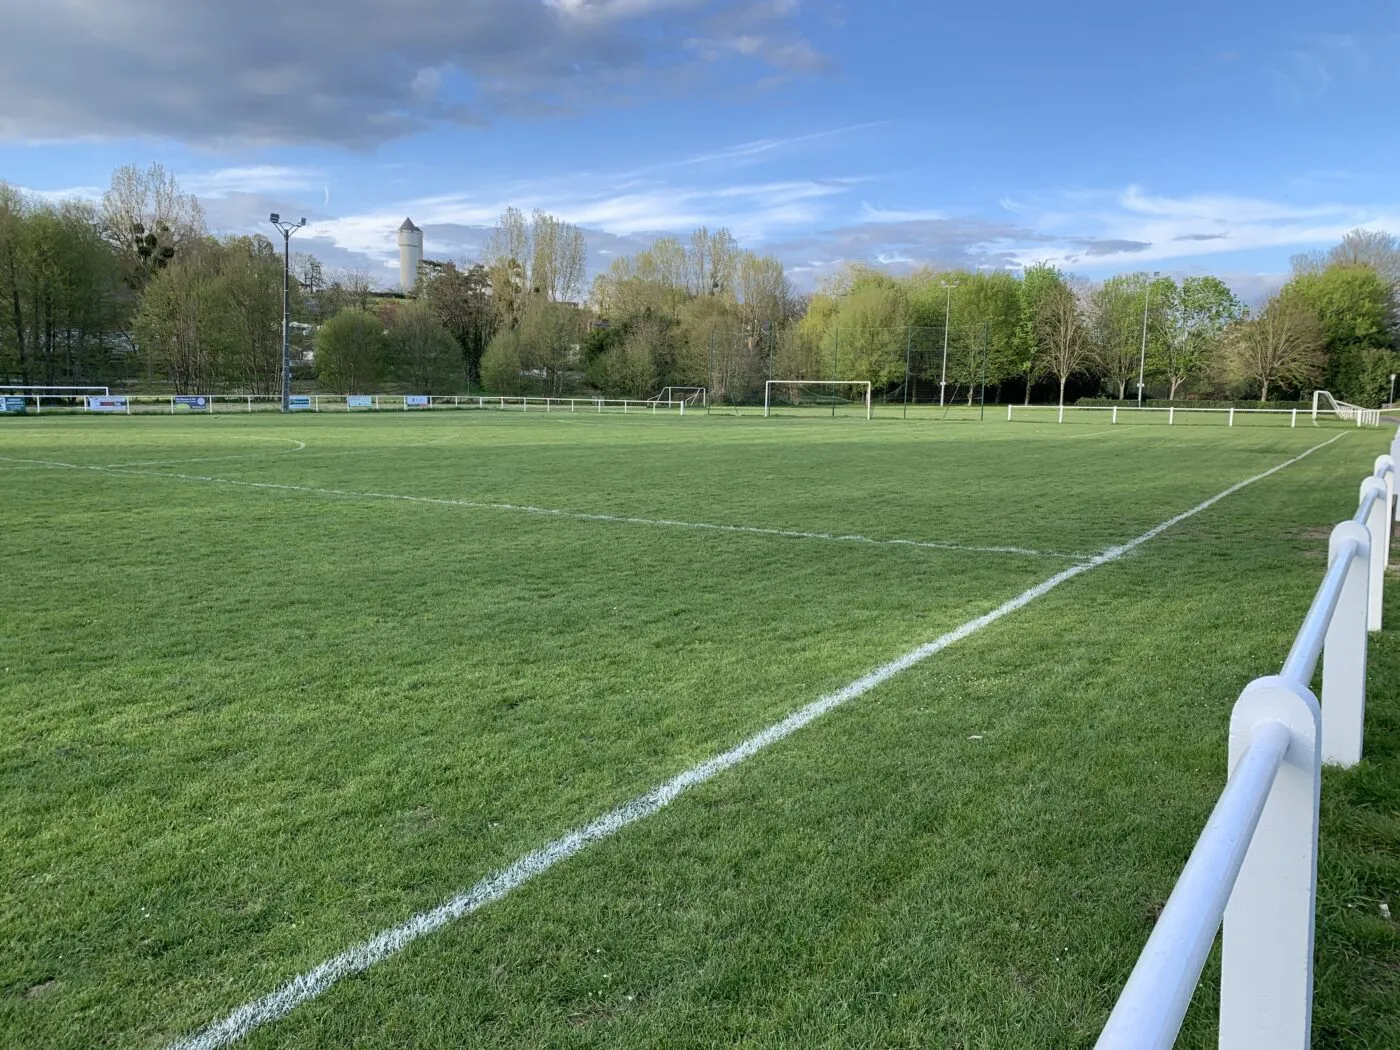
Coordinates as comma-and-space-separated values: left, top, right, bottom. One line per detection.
174, 395, 209, 411
288, 395, 312, 411
1, 396, 26, 414
87, 396, 128, 412
404, 395, 431, 408
347, 395, 374, 409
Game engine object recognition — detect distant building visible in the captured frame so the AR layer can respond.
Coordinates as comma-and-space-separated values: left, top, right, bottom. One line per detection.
397, 218, 423, 294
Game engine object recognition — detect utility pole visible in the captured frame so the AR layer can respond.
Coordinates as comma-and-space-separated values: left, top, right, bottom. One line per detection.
1136, 270, 1161, 409
269, 214, 307, 413
939, 281, 953, 407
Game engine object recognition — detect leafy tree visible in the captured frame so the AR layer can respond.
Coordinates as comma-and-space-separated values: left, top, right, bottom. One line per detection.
480, 326, 527, 395
417, 260, 493, 388
1089, 273, 1165, 400
1156, 275, 1241, 399
1038, 279, 1092, 406
1014, 263, 1064, 403
387, 300, 462, 392
1221, 293, 1325, 402
605, 319, 662, 398
1285, 264, 1396, 405
316, 309, 387, 393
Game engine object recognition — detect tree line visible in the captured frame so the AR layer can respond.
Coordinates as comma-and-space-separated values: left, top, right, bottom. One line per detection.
3, 164, 1397, 406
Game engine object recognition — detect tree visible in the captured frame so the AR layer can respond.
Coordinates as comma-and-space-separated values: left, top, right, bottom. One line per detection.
1327, 229, 1400, 284
213, 236, 285, 394
1089, 273, 1164, 400
606, 319, 662, 398
1221, 293, 1325, 402
417, 260, 494, 389
1157, 276, 1241, 399
1285, 264, 1396, 405
133, 242, 221, 393
1038, 279, 1092, 406
387, 301, 463, 392
316, 310, 387, 393
486, 207, 587, 312
1014, 263, 1064, 404
99, 164, 204, 289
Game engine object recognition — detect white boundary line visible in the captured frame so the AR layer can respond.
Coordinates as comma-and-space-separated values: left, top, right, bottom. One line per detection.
0, 456, 1079, 560
160, 432, 1346, 1050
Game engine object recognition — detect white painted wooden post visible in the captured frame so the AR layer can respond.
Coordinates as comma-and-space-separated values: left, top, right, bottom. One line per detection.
1006, 404, 1012, 421
1220, 675, 1321, 1050
1361, 477, 1388, 630
1168, 406, 1175, 425
1112, 406, 1118, 424
1291, 408, 1297, 428
679, 400, 685, 416
1322, 522, 1370, 767
1391, 434, 1400, 520
169, 396, 175, 414
1057, 403, 1064, 423
1228, 407, 1235, 427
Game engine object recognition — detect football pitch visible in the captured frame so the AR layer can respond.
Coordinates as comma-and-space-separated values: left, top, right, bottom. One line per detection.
2, 411, 1396, 1048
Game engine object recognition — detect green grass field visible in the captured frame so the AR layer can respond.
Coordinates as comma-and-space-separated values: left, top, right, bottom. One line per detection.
2, 411, 1396, 1048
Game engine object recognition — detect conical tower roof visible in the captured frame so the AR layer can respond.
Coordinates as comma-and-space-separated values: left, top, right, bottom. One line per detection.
399, 217, 420, 232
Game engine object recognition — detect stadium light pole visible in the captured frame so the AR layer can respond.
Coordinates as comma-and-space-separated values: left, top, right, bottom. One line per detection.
1390, 372, 1396, 406
1136, 270, 1161, 409
939, 280, 953, 407
269, 213, 307, 413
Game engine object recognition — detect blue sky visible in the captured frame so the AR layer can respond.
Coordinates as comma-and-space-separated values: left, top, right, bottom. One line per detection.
1, 0, 1397, 299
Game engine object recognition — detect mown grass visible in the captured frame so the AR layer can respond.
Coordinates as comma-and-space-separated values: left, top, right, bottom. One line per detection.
0, 412, 1393, 1048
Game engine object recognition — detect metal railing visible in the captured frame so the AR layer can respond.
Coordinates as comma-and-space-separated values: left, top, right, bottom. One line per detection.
8, 393, 699, 416
1096, 433, 1398, 1049
1007, 404, 1382, 427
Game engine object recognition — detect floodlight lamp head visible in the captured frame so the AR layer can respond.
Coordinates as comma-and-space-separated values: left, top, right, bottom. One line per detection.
269, 212, 280, 223
299, 217, 306, 226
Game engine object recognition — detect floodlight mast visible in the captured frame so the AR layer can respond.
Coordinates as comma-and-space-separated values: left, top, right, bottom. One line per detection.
269, 214, 307, 412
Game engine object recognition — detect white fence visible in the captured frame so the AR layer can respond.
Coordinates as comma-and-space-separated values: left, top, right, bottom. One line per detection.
1095, 432, 1398, 1049
10, 393, 698, 416
1007, 404, 1382, 428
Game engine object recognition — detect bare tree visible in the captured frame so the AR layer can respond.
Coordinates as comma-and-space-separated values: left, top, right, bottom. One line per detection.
1038, 279, 1092, 406
1328, 228, 1400, 283
1222, 293, 1325, 402
487, 207, 586, 306
99, 164, 204, 288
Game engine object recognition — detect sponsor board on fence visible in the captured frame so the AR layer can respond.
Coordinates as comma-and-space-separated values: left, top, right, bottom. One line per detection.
1, 396, 26, 414
174, 395, 209, 411
347, 395, 374, 409
288, 395, 312, 411
86, 396, 128, 412
405, 395, 431, 408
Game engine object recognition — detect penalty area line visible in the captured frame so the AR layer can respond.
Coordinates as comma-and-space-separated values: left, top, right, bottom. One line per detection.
161, 431, 1345, 1050
0, 455, 1079, 560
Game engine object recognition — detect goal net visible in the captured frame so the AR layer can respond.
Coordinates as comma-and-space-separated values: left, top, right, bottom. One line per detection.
1313, 390, 1382, 427
648, 386, 707, 406
764, 380, 872, 420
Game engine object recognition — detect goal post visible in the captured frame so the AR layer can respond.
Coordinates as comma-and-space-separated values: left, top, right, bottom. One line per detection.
764, 380, 872, 420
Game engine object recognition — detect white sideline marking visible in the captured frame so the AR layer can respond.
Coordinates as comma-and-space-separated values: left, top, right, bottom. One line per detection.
162, 432, 1345, 1050
103, 438, 307, 468
0, 456, 1077, 560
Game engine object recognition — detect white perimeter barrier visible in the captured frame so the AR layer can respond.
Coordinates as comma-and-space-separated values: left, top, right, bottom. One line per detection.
15, 394, 699, 416
1007, 404, 1383, 428
1095, 434, 1398, 1049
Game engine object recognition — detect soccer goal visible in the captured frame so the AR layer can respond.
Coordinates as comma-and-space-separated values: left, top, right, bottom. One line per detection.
648, 386, 707, 407
764, 380, 872, 420
1313, 390, 1382, 427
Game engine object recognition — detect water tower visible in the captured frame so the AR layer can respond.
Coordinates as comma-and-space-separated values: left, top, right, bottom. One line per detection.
397, 218, 423, 294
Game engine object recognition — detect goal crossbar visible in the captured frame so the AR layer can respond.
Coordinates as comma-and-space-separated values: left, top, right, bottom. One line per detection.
764, 380, 872, 420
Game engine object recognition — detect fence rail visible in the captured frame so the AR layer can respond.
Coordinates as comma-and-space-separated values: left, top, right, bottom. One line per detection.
7, 393, 701, 416
1008, 404, 1383, 427
1095, 433, 1398, 1049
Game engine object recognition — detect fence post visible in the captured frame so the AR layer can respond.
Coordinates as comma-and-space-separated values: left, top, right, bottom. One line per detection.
1221, 675, 1321, 1050
1375, 456, 1395, 556
1112, 406, 1118, 425
1322, 522, 1370, 766
1228, 407, 1235, 427
1057, 403, 1064, 424
1169, 407, 1175, 425
1361, 477, 1388, 630
1292, 408, 1297, 428
1006, 404, 1012, 422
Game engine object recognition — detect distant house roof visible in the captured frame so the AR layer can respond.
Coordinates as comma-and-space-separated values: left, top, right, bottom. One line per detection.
399, 217, 420, 232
